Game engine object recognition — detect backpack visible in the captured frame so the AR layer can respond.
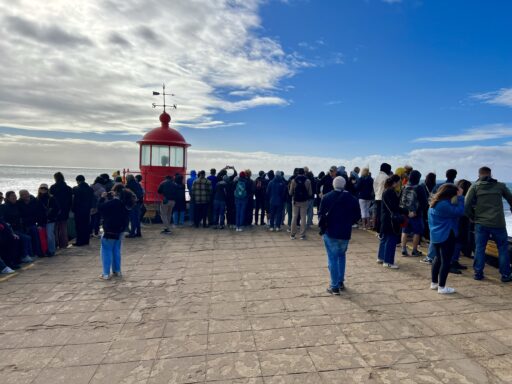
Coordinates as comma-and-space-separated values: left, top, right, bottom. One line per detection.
293, 176, 309, 202
399, 185, 419, 212
234, 180, 247, 199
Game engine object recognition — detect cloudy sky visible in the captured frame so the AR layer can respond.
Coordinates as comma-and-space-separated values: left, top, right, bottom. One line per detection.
0, 0, 511, 180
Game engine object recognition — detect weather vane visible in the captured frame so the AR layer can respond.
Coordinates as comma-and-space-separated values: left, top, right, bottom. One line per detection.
152, 83, 177, 112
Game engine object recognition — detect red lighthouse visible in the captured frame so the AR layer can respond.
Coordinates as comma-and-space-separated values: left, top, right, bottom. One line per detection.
137, 86, 190, 204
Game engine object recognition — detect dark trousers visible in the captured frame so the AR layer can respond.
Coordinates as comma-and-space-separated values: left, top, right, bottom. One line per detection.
254, 197, 266, 224
374, 200, 382, 232
90, 212, 101, 235
55, 219, 69, 248
269, 203, 284, 229
74, 212, 91, 245
245, 198, 254, 225
194, 203, 208, 227
26, 225, 43, 257
129, 203, 141, 236
432, 232, 456, 287
0, 238, 23, 267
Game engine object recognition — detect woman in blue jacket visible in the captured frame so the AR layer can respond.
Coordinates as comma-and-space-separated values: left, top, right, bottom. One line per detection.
428, 184, 464, 294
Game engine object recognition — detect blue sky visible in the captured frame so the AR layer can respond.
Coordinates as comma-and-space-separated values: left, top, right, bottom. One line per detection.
0, 0, 511, 178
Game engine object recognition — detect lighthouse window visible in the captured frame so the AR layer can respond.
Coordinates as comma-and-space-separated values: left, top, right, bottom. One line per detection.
151, 145, 170, 167
141, 145, 151, 166
170, 146, 184, 167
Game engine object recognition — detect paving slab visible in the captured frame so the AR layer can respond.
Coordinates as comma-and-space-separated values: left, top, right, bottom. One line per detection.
0, 225, 511, 383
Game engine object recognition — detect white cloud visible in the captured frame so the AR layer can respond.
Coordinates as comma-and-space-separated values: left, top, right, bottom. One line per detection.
0, 0, 299, 134
414, 124, 512, 142
1, 134, 511, 181
473, 88, 512, 108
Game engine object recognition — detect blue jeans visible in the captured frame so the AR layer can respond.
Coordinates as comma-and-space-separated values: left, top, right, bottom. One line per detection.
101, 236, 122, 276
235, 199, 247, 228
323, 235, 349, 289
307, 199, 314, 226
474, 224, 510, 278
269, 203, 284, 229
26, 225, 43, 257
451, 242, 462, 264
378, 233, 398, 264
46, 222, 56, 255
15, 231, 33, 257
129, 204, 141, 235
213, 200, 226, 226
173, 210, 185, 225
427, 241, 437, 261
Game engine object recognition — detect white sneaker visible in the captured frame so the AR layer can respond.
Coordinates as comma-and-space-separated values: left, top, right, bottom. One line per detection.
21, 256, 33, 263
438, 286, 456, 294
383, 263, 399, 269
430, 282, 439, 290
269, 228, 275, 232
275, 228, 282, 232
376, 259, 384, 264
1, 266, 15, 274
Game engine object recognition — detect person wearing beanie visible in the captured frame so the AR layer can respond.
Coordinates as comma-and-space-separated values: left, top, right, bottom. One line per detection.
319, 176, 360, 294
399, 170, 428, 257
373, 163, 392, 232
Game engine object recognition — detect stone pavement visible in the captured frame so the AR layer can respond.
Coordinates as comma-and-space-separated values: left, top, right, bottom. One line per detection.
1, 225, 512, 384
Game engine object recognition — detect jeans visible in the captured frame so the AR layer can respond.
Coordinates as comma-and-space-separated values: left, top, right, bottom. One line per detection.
269, 203, 284, 229
46, 222, 56, 255
474, 224, 511, 278
254, 197, 266, 224
100, 236, 121, 276
307, 199, 314, 226
235, 199, 247, 228
26, 225, 43, 256
90, 212, 101, 235
451, 242, 462, 264
427, 241, 437, 261
172, 210, 185, 225
323, 235, 349, 289
129, 203, 141, 236
15, 231, 33, 257
286, 201, 293, 227
213, 200, 226, 226
378, 233, 398, 264
432, 232, 456, 287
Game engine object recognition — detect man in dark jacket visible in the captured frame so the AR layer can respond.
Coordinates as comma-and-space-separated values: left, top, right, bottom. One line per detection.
50, 172, 73, 248
0, 191, 34, 262
158, 176, 178, 233
0, 219, 23, 270
126, 174, 144, 238
254, 171, 268, 226
72, 175, 94, 246
465, 166, 512, 282
266, 171, 287, 231
18, 189, 44, 257
319, 176, 360, 294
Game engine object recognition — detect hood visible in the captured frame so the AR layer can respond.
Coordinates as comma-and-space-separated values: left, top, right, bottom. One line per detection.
477, 176, 498, 188
190, 170, 197, 177
337, 166, 347, 176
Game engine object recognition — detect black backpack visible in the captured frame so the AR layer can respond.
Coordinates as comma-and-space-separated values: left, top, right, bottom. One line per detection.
294, 176, 309, 202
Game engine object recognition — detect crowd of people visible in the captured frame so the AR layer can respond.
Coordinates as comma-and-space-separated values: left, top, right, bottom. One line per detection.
0, 164, 510, 295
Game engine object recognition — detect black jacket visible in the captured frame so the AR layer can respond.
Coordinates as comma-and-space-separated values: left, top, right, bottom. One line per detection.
18, 197, 44, 228
356, 176, 374, 200
50, 181, 73, 220
319, 190, 361, 240
214, 180, 229, 202
0, 202, 22, 231
98, 198, 129, 238
380, 188, 408, 235
72, 183, 94, 214
126, 179, 144, 202
37, 194, 60, 224
317, 174, 334, 196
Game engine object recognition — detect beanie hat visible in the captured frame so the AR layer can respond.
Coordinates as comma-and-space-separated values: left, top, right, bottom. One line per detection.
239, 171, 246, 178
333, 176, 346, 191
259, 170, 265, 177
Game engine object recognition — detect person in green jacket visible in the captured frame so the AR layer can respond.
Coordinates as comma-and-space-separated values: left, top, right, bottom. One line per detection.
464, 166, 512, 282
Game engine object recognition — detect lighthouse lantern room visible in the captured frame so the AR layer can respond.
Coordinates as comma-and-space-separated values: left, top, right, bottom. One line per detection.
137, 85, 190, 204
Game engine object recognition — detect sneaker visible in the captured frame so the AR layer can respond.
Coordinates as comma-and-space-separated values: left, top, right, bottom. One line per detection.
449, 267, 462, 275
287, 228, 292, 233
339, 282, 345, 291
21, 256, 33, 263
99, 274, 111, 280
300, 236, 306, 240
112, 272, 123, 278
376, 259, 384, 264
275, 228, 282, 232
383, 263, 399, 269
501, 275, 512, 283
452, 261, 468, 270
290, 235, 296, 240
430, 282, 439, 290
219, 226, 224, 230
411, 250, 423, 256
420, 257, 433, 264
438, 286, 456, 294
269, 227, 275, 232
326, 287, 340, 295
161, 228, 170, 234
1, 266, 15, 274
473, 274, 484, 281
401, 250, 409, 257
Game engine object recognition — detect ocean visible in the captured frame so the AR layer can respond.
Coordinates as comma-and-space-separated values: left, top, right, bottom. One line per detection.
0, 164, 511, 234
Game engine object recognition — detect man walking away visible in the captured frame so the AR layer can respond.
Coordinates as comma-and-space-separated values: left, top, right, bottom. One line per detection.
157, 176, 178, 234
319, 176, 361, 294
465, 167, 512, 282
254, 171, 268, 225
72, 175, 94, 246
373, 163, 392, 232
289, 168, 313, 240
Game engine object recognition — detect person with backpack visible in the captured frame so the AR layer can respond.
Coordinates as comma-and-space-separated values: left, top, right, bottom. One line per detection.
266, 171, 287, 231
399, 170, 428, 257
98, 184, 135, 280
428, 184, 465, 294
319, 176, 360, 294
378, 175, 408, 269
288, 168, 313, 240
254, 171, 268, 226
212, 175, 229, 229
234, 172, 249, 232
465, 166, 512, 282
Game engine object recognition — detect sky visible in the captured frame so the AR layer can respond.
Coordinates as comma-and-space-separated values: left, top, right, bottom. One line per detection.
0, 0, 511, 180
